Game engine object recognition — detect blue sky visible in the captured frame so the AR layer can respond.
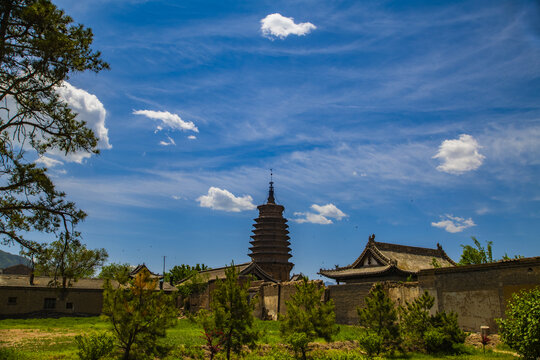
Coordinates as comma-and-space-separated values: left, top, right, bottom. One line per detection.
3, 0, 540, 279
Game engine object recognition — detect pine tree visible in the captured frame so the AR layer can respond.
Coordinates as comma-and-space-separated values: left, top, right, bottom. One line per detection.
357, 283, 401, 354
102, 269, 177, 360
208, 263, 258, 360
280, 278, 338, 360
0, 0, 108, 281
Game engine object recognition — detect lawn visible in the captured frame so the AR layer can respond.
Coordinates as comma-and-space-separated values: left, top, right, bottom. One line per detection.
0, 317, 518, 360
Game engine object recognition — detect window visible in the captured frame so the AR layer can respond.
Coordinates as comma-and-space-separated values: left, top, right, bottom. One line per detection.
66, 302, 73, 309
44, 298, 56, 310
8, 297, 17, 305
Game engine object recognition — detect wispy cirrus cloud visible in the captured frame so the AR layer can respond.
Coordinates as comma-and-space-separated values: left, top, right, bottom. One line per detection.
133, 110, 198, 133
260, 13, 316, 39
433, 134, 485, 174
35, 155, 63, 168
159, 135, 176, 146
294, 203, 347, 224
197, 187, 256, 212
431, 214, 476, 233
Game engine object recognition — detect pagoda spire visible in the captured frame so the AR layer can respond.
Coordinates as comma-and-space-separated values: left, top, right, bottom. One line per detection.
267, 169, 275, 204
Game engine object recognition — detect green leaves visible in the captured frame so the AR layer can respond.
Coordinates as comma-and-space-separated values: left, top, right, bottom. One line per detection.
280, 278, 338, 360
399, 291, 466, 354
0, 0, 108, 286
102, 269, 178, 360
497, 287, 540, 360
207, 263, 259, 360
357, 283, 400, 354
459, 237, 493, 265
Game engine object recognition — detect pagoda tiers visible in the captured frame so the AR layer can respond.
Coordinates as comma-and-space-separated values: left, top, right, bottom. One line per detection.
248, 180, 293, 282
319, 234, 456, 284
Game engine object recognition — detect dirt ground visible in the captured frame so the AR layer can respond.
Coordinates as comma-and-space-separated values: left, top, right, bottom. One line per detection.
0, 329, 78, 347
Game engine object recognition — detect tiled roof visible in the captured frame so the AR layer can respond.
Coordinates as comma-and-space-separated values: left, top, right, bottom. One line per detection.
319, 265, 399, 278
319, 237, 456, 280
182, 262, 277, 283
130, 264, 162, 278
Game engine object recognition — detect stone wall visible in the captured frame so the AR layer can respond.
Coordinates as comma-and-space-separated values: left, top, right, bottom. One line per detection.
259, 280, 323, 320
418, 257, 540, 332
0, 287, 103, 317
326, 283, 372, 324
324, 257, 540, 331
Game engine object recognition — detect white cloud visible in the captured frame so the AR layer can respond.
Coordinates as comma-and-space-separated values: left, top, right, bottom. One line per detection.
197, 187, 256, 212
476, 207, 490, 215
56, 82, 111, 150
159, 136, 176, 146
294, 203, 347, 224
188, 135, 197, 140
260, 13, 316, 39
433, 134, 485, 174
293, 212, 333, 225
431, 214, 476, 233
133, 110, 198, 133
311, 203, 347, 220
35, 155, 63, 168
53, 82, 112, 163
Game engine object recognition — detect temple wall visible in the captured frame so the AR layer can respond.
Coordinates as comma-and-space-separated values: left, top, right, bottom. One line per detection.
326, 283, 372, 324
0, 287, 103, 317
418, 258, 540, 332
325, 257, 539, 331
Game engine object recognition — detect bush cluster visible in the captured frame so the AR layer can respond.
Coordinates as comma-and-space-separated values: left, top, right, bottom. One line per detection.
497, 287, 540, 360
74, 332, 115, 360
356, 286, 465, 356
399, 291, 466, 353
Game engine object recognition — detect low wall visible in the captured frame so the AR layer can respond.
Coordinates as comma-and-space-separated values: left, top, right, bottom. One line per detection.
419, 257, 540, 332
0, 287, 103, 317
326, 283, 372, 324
259, 280, 323, 320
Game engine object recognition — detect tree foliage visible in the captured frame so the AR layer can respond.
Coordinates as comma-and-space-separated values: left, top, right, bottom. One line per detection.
458, 237, 493, 265
206, 263, 258, 360
74, 332, 114, 360
280, 278, 338, 360
357, 283, 401, 354
0, 0, 108, 278
164, 263, 208, 284
102, 269, 177, 360
98, 262, 131, 282
400, 291, 466, 354
29, 238, 106, 289
497, 287, 540, 360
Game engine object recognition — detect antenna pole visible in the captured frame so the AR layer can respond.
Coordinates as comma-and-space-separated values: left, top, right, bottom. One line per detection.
163, 255, 166, 275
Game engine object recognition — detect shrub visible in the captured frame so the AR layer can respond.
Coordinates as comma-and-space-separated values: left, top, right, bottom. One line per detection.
280, 278, 339, 360
102, 269, 178, 360
74, 332, 115, 360
357, 329, 383, 358
206, 263, 259, 360
399, 291, 465, 354
497, 287, 540, 360
357, 283, 401, 353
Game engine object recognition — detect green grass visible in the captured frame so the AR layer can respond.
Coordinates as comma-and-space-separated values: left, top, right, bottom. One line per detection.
0, 317, 518, 360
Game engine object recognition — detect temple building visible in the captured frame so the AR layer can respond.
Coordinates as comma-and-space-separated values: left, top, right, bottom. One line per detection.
248, 179, 293, 282
319, 234, 455, 284
194, 179, 294, 283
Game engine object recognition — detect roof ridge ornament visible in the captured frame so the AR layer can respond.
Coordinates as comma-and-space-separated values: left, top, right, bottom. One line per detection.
368, 234, 376, 244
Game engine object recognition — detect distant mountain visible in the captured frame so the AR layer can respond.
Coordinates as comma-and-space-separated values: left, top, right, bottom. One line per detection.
0, 249, 30, 269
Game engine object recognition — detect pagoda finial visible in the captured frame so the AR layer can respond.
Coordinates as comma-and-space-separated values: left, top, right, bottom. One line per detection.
268, 169, 275, 204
